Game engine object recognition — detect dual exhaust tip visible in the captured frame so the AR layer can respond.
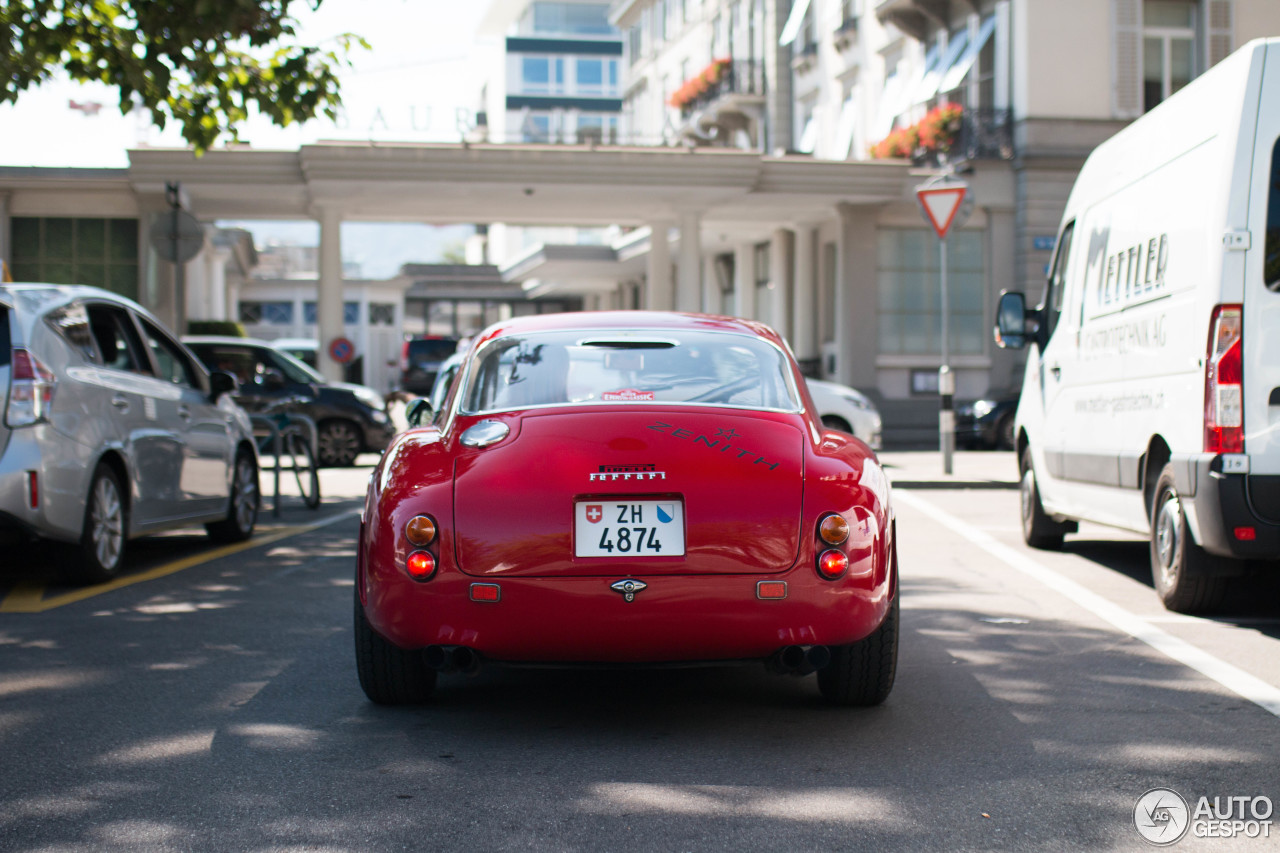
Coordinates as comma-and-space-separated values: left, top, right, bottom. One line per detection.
424, 644, 481, 675
767, 644, 830, 676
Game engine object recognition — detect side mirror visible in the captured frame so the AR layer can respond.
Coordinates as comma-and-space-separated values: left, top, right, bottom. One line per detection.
994, 291, 1028, 350
209, 371, 239, 401
405, 398, 434, 428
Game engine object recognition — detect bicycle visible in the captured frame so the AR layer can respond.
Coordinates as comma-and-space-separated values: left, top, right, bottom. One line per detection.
249, 396, 321, 512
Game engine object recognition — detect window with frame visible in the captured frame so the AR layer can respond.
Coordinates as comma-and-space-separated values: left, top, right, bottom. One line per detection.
370, 303, 396, 325
9, 217, 139, 299
85, 303, 150, 374
240, 301, 294, 325
138, 317, 200, 388
1265, 137, 1280, 291
877, 228, 986, 356
301, 301, 359, 324
1143, 0, 1196, 111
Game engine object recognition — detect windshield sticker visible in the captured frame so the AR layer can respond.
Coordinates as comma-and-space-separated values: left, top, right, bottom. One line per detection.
603, 389, 655, 401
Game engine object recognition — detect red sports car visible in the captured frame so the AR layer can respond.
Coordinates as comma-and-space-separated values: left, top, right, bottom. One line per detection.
355, 312, 898, 705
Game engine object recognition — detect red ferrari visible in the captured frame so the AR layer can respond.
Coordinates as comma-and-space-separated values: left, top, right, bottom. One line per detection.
355, 312, 898, 705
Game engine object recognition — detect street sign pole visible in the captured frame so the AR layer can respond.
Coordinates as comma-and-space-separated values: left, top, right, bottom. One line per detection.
915, 177, 969, 476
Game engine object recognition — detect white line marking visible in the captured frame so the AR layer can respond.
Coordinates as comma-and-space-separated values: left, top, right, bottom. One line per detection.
894, 490, 1280, 718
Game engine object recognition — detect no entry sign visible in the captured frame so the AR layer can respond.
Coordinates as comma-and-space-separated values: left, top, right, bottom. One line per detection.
329, 337, 356, 364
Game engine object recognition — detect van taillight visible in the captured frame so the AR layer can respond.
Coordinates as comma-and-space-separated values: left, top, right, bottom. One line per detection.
6, 347, 57, 428
1204, 304, 1243, 453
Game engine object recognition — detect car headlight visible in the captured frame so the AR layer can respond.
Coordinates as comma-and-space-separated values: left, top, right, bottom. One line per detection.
352, 387, 385, 411
971, 400, 996, 419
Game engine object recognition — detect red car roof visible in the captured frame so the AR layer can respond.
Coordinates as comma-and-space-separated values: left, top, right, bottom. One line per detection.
472, 311, 785, 350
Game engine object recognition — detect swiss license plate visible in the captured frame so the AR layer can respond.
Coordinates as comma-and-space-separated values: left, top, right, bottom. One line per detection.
574, 500, 685, 557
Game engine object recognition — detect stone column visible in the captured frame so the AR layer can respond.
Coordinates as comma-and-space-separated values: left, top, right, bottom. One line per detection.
791, 223, 819, 374
835, 203, 879, 389
646, 220, 674, 310
0, 192, 10, 277
676, 210, 702, 312
316, 206, 345, 382
769, 228, 793, 340
733, 242, 755, 320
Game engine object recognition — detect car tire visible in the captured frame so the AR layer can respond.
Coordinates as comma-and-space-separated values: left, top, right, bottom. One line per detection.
317, 420, 362, 468
996, 414, 1016, 451
1150, 463, 1228, 613
817, 593, 898, 706
354, 590, 437, 704
206, 450, 259, 543
68, 463, 128, 584
1020, 446, 1068, 550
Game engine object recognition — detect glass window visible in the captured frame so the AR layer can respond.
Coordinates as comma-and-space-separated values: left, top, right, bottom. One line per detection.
1142, 0, 1196, 111
138, 317, 199, 387
877, 229, 986, 356
85, 303, 149, 374
462, 329, 799, 414
370, 303, 396, 325
523, 57, 550, 88
577, 58, 604, 92
1265, 138, 1280, 291
45, 302, 97, 362
239, 301, 294, 325
7, 217, 139, 298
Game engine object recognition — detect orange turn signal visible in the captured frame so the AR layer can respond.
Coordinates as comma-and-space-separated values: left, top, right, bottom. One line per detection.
405, 515, 437, 546
406, 550, 436, 580
817, 549, 849, 580
819, 513, 850, 546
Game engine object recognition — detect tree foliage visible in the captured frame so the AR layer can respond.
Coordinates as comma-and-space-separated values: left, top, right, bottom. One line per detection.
0, 0, 366, 151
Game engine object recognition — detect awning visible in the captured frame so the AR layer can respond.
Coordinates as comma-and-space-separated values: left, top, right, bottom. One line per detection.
779, 0, 813, 46
835, 93, 859, 159
915, 31, 969, 104
797, 116, 818, 154
939, 15, 997, 95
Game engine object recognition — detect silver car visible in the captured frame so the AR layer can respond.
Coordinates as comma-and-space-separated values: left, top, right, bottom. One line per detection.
0, 284, 260, 583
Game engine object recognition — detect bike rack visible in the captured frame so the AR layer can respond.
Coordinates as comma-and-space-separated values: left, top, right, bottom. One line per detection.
249, 413, 319, 517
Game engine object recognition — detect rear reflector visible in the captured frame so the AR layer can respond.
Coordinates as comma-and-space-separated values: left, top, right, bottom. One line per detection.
756, 581, 788, 600
27, 471, 38, 509
1205, 305, 1243, 453
470, 583, 501, 602
1234, 527, 1257, 541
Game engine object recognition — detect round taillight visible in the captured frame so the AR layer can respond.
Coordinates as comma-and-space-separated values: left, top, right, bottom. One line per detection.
819, 513, 850, 546
406, 550, 436, 580
405, 515, 437, 546
817, 549, 849, 580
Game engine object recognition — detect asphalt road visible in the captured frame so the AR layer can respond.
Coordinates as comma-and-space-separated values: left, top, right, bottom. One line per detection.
1, 451, 1277, 852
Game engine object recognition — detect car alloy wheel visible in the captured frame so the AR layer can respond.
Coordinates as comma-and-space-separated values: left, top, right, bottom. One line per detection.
90, 475, 124, 571
317, 420, 361, 467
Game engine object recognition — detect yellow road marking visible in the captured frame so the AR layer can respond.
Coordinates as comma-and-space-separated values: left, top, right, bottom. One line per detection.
0, 510, 359, 614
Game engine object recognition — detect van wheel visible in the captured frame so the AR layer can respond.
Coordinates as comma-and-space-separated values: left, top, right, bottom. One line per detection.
1020, 447, 1067, 550
69, 464, 127, 584
1150, 464, 1228, 613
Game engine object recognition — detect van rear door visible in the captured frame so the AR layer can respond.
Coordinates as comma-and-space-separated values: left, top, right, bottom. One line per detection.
1243, 41, 1280, 480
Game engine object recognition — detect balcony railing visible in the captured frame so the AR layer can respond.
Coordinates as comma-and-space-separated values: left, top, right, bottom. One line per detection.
952, 107, 1015, 162
676, 59, 767, 118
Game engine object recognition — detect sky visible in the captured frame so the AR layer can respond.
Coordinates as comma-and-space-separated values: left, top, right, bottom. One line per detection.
0, 1, 494, 273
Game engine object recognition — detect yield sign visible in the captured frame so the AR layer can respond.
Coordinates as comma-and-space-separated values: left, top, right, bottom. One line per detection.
916, 182, 969, 239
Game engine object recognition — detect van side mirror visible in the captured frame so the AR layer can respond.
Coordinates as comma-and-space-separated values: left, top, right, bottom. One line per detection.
209, 370, 239, 401
994, 291, 1028, 349
406, 398, 434, 428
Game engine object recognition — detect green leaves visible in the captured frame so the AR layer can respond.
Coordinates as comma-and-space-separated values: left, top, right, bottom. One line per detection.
0, 0, 365, 152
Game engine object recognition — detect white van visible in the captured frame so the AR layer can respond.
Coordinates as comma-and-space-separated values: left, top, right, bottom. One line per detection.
994, 38, 1280, 613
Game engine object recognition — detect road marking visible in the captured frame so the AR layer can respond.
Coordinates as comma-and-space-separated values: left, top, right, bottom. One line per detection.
0, 509, 359, 614
895, 490, 1280, 719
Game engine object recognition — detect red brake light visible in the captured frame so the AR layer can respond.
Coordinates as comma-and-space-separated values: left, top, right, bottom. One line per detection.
405, 550, 436, 580
817, 549, 849, 580
1204, 305, 1243, 453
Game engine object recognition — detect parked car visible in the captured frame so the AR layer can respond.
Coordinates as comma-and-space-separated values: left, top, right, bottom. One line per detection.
356, 311, 899, 706
805, 378, 883, 450
0, 284, 259, 583
955, 392, 1018, 450
183, 336, 395, 467
271, 337, 364, 385
400, 336, 459, 395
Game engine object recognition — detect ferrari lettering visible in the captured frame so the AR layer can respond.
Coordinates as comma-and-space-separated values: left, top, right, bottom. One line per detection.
647, 421, 779, 471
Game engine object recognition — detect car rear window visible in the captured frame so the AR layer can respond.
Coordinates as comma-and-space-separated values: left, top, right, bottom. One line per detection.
406, 339, 458, 365
461, 329, 800, 415
1267, 136, 1280, 291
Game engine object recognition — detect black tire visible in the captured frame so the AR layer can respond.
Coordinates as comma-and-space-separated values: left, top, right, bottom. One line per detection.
286, 432, 321, 509
817, 593, 898, 706
70, 463, 128, 584
1150, 463, 1228, 613
317, 420, 362, 467
996, 414, 1016, 450
1020, 446, 1067, 550
354, 590, 437, 704
206, 450, 259, 542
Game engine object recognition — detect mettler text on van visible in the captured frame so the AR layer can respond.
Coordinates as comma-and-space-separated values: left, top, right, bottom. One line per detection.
1100, 233, 1169, 308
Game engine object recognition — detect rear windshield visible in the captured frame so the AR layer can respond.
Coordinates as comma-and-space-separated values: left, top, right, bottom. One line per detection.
460, 329, 800, 415
406, 338, 458, 365
1267, 137, 1280, 291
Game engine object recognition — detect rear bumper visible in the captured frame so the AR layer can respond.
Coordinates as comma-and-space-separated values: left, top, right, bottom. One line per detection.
362, 567, 893, 663
1178, 454, 1280, 560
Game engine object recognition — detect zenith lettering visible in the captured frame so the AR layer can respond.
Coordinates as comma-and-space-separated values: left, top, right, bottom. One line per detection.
646, 421, 779, 470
